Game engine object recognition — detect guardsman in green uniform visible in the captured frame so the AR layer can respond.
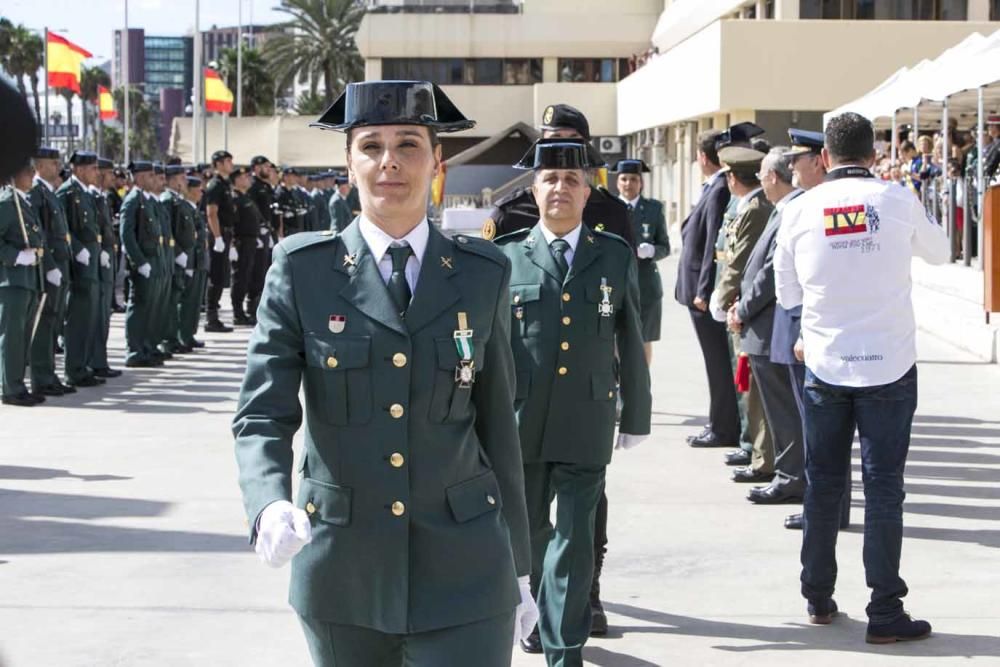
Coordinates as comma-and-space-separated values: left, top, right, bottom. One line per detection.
233, 80, 537, 667
203, 150, 237, 332
614, 159, 670, 364
57, 150, 104, 388
86, 158, 122, 379
274, 167, 308, 236
160, 165, 195, 353
495, 139, 651, 665
148, 162, 175, 359
248, 156, 277, 320
230, 166, 262, 326
120, 161, 163, 368
308, 174, 332, 232
328, 173, 353, 232
178, 175, 208, 350
296, 171, 319, 232
28, 147, 76, 397
1, 162, 47, 406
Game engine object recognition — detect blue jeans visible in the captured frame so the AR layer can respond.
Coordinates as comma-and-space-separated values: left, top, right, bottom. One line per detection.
799, 365, 917, 624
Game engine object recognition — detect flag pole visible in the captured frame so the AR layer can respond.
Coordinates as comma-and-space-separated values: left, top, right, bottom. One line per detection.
123, 0, 131, 165
223, 111, 228, 151
193, 0, 202, 164
44, 27, 49, 144
237, 0, 243, 118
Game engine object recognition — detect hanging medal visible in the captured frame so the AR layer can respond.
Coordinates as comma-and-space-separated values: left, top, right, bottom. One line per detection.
641, 223, 651, 240
598, 278, 614, 318
453, 312, 475, 389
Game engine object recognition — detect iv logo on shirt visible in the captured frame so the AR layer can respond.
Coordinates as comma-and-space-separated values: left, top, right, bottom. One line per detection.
824, 205, 869, 236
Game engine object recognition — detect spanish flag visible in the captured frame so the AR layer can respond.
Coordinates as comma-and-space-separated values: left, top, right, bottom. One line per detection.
204, 67, 234, 113
47, 32, 92, 94
97, 85, 116, 120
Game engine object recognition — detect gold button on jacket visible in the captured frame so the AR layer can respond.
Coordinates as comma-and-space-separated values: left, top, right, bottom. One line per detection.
391, 501, 406, 516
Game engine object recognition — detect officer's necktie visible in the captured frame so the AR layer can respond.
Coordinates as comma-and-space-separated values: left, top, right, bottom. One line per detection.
386, 243, 413, 315
549, 238, 570, 280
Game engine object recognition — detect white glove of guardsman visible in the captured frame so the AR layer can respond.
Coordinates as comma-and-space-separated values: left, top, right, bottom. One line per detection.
15, 249, 37, 266
615, 433, 647, 451
255, 500, 312, 568
46, 267, 62, 286
100, 250, 111, 268
513, 576, 539, 645
229, 245, 239, 262
175, 252, 188, 268
213, 237, 225, 253
137, 263, 152, 279
637, 242, 655, 259
75, 247, 90, 266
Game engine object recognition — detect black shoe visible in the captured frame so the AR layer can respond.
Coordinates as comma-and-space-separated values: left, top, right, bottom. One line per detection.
731, 467, 775, 484
519, 627, 543, 654
93, 367, 123, 379
191, 338, 206, 348
747, 483, 803, 505
232, 314, 253, 326
156, 349, 174, 360
32, 384, 65, 397
55, 343, 64, 355
690, 432, 736, 448
686, 427, 711, 444
67, 376, 102, 388
56, 382, 76, 395
112, 303, 126, 314
866, 613, 932, 644
248, 314, 258, 326
590, 597, 608, 636
175, 344, 193, 354
785, 513, 803, 530
3, 392, 39, 406
205, 320, 233, 333
125, 357, 157, 368
808, 599, 838, 625
724, 449, 751, 466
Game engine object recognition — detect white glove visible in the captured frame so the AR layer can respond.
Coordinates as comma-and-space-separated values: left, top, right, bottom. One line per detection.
513, 575, 539, 645
213, 237, 225, 253
637, 242, 655, 259
229, 245, 239, 262
45, 268, 62, 286
100, 250, 111, 268
255, 500, 312, 568
259, 225, 270, 236
256, 238, 264, 249
137, 263, 152, 279
708, 291, 727, 323
268, 236, 274, 248
175, 252, 188, 268
15, 249, 37, 266
615, 433, 647, 450
185, 269, 194, 278
75, 247, 91, 266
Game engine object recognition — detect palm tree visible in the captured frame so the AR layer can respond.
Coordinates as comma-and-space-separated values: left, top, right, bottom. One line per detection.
0, 18, 15, 70
6, 26, 43, 117
217, 45, 275, 116
293, 90, 327, 116
81, 65, 110, 150
264, 0, 365, 107
113, 86, 158, 160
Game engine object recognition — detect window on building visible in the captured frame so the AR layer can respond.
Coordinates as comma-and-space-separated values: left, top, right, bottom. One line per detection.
764, 0, 776, 18
382, 58, 541, 85
801, 0, 966, 18
558, 58, 623, 83
993, 0, 1000, 20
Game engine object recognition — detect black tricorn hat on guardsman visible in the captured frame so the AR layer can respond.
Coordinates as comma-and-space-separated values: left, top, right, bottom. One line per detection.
310, 80, 476, 133
514, 138, 607, 171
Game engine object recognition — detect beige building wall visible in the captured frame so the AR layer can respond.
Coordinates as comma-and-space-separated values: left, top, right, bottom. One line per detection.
171, 116, 348, 168
438, 85, 535, 137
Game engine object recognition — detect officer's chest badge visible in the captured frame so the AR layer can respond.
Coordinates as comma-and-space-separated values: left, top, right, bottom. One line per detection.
329, 315, 346, 334
598, 278, 614, 318
514, 306, 524, 320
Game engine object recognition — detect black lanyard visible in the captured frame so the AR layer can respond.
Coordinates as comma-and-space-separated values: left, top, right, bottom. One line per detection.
825, 166, 874, 182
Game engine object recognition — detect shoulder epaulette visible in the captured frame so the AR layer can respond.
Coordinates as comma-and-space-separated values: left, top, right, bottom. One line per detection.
491, 226, 531, 245
593, 228, 631, 251
452, 233, 507, 265
281, 229, 339, 254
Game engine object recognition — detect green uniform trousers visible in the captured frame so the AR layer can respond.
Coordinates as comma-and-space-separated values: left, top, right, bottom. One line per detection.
88, 276, 114, 371
525, 462, 606, 667
298, 612, 514, 667
149, 273, 170, 352
64, 280, 99, 383
161, 272, 185, 350
29, 273, 68, 388
177, 270, 206, 346
125, 271, 157, 362
0, 286, 37, 397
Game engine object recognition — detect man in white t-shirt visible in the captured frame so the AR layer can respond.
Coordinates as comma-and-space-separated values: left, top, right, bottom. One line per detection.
774, 112, 949, 644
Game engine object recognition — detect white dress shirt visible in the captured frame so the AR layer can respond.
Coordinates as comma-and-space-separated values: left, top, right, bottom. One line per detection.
33, 175, 55, 193
538, 221, 583, 268
620, 195, 640, 209
774, 172, 950, 387
359, 215, 429, 293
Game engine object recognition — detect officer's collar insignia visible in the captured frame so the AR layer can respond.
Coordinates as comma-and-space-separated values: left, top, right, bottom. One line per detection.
586, 234, 595, 244
343, 252, 358, 268
525, 235, 537, 248
440, 256, 453, 269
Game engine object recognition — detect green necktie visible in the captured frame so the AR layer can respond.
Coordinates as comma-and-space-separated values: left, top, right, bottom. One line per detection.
549, 238, 570, 280
387, 244, 413, 315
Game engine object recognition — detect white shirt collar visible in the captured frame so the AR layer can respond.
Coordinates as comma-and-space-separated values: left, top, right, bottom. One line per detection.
70, 175, 87, 190
620, 195, 641, 208
538, 221, 583, 253
33, 175, 54, 192
359, 215, 429, 267
737, 186, 763, 214
705, 169, 726, 187
14, 187, 31, 203
88, 184, 102, 195
775, 188, 802, 213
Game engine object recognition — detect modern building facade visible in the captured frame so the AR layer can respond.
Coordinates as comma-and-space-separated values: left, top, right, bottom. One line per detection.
201, 24, 280, 65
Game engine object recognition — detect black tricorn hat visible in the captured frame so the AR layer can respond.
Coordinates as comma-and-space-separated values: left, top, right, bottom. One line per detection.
612, 159, 650, 174
312, 80, 475, 133
514, 138, 607, 171
34, 146, 61, 160
715, 122, 765, 151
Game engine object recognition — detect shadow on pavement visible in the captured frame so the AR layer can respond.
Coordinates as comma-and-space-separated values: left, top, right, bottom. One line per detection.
583, 646, 660, 666
604, 602, 1000, 657
0, 466, 131, 483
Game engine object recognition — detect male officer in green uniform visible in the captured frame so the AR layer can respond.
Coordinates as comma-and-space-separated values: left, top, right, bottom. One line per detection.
148, 162, 175, 360
495, 139, 651, 665
233, 80, 537, 667
328, 173, 353, 233
86, 158, 122, 379
178, 175, 208, 350
1, 161, 47, 406
120, 161, 163, 367
614, 159, 669, 365
160, 165, 195, 352
57, 150, 104, 388
29, 147, 76, 397
275, 167, 309, 236
308, 174, 333, 232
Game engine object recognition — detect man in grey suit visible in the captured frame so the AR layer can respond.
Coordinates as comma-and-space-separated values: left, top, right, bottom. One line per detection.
728, 147, 804, 504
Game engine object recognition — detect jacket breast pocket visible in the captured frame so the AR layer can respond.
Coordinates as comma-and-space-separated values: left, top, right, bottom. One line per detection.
585, 284, 619, 339
429, 336, 486, 424
304, 334, 372, 425
510, 283, 542, 338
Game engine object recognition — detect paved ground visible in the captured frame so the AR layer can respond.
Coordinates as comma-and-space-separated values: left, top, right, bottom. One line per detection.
1, 254, 998, 666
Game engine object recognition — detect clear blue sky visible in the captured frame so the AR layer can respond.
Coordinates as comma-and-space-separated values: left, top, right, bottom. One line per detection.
2, 0, 287, 64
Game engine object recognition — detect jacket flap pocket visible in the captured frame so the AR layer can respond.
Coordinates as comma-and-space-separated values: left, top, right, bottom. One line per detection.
304, 335, 370, 370
591, 372, 616, 401
446, 470, 502, 523
435, 336, 485, 371
510, 284, 541, 305
300, 477, 352, 526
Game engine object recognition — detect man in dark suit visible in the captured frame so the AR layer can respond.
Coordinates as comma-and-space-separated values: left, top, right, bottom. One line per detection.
676, 130, 740, 448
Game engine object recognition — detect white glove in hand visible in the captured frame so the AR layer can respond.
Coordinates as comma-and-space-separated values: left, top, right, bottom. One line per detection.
637, 242, 655, 259
175, 252, 188, 268
100, 250, 111, 268
212, 237, 225, 253
45, 268, 62, 286
15, 249, 37, 266
185, 269, 194, 278
256, 238, 264, 249
708, 291, 727, 323
513, 576, 539, 645
75, 247, 91, 266
255, 500, 312, 568
615, 433, 647, 451
229, 245, 239, 262
137, 263, 152, 279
